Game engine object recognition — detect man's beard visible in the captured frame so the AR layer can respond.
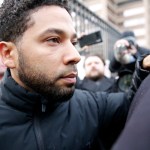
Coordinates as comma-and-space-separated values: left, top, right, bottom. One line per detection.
88, 70, 104, 81
17, 52, 75, 104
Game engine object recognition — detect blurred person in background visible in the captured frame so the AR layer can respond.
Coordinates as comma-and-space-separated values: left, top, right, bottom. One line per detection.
76, 53, 117, 92
109, 31, 150, 92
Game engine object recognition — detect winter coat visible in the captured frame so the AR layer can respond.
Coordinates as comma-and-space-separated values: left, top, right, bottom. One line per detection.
76, 76, 117, 93
0, 61, 148, 150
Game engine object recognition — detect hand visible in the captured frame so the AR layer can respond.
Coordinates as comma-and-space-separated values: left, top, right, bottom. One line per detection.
80, 45, 89, 51
142, 55, 150, 70
114, 39, 137, 55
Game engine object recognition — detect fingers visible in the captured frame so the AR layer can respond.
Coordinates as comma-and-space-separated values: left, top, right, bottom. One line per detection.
114, 39, 129, 49
142, 55, 150, 70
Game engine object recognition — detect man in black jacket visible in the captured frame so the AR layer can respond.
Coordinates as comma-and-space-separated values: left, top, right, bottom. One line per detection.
0, 1, 149, 150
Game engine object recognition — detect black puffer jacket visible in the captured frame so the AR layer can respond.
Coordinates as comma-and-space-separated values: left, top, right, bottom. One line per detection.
0, 61, 148, 150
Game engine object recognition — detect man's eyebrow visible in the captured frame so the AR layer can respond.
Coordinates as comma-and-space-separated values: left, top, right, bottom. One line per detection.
39, 28, 77, 39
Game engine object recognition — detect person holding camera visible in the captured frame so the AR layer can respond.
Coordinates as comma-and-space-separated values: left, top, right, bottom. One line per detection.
109, 31, 150, 92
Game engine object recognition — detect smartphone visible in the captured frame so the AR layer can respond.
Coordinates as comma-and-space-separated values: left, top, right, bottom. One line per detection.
78, 31, 103, 48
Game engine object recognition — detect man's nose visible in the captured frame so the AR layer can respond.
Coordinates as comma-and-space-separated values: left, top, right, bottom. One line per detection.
63, 42, 81, 65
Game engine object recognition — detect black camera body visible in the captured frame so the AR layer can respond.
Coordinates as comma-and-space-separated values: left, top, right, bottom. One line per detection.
78, 31, 103, 48
115, 38, 136, 55
117, 69, 133, 92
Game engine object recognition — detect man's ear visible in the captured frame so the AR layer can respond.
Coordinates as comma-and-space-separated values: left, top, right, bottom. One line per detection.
0, 42, 17, 68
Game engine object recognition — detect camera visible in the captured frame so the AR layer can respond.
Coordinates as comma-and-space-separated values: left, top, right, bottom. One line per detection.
112, 37, 138, 92
115, 36, 137, 53
114, 39, 136, 65
117, 70, 133, 92
117, 44, 129, 52
78, 31, 103, 48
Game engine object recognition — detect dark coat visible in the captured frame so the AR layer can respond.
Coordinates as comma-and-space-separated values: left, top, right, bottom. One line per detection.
76, 76, 117, 93
112, 73, 150, 150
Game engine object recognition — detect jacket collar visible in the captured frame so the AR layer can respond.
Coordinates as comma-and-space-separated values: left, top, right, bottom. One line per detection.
0, 69, 55, 113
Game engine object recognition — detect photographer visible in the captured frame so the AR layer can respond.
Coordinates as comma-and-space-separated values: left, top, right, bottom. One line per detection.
109, 31, 150, 92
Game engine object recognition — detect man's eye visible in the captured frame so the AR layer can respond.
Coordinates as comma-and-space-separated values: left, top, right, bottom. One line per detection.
72, 41, 78, 46
47, 38, 60, 43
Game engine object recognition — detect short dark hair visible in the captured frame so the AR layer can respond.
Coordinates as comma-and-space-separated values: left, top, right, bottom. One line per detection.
83, 53, 105, 68
0, 0, 69, 42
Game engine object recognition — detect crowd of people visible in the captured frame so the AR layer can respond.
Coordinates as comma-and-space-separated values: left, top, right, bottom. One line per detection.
0, 0, 150, 150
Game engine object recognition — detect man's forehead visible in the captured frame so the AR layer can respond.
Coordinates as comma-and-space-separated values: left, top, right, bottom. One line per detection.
30, 5, 72, 23
86, 56, 102, 62
25, 5, 76, 38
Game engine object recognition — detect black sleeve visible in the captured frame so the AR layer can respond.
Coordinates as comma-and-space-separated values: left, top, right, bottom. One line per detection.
127, 54, 150, 101
99, 92, 129, 150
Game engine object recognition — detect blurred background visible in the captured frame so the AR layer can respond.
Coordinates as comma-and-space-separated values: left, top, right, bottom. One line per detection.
68, 0, 150, 78
70, 0, 150, 59
80, 0, 149, 48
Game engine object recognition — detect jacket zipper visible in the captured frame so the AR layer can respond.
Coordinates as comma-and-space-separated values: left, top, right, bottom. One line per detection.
34, 110, 45, 150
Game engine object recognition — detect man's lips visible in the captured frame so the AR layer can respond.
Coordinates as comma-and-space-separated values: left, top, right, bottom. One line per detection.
61, 72, 77, 84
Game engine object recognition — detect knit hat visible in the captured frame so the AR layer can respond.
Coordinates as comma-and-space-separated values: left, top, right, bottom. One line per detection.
121, 31, 137, 46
